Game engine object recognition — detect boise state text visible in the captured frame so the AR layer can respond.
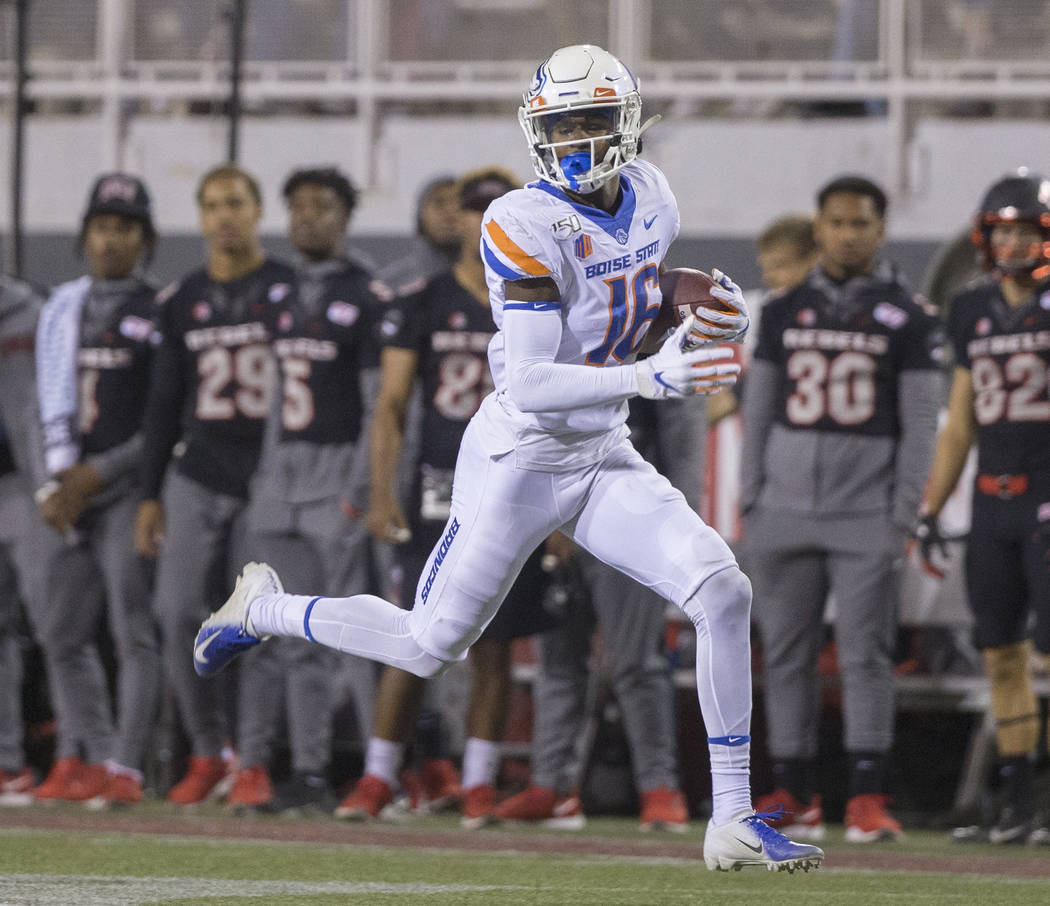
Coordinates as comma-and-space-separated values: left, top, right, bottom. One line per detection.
584, 240, 661, 279
420, 517, 460, 604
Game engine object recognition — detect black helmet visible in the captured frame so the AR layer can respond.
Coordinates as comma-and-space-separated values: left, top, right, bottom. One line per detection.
971, 167, 1050, 279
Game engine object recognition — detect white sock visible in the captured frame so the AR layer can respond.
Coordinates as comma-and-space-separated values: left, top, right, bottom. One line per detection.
249, 593, 313, 637
709, 742, 753, 825
363, 737, 404, 787
461, 737, 500, 790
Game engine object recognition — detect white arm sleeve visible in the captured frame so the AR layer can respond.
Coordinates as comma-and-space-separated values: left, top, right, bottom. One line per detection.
502, 307, 638, 412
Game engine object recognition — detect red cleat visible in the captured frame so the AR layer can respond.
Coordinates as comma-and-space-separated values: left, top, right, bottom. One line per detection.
34, 756, 84, 801
34, 757, 106, 802
226, 765, 274, 810
420, 758, 461, 813
494, 785, 585, 830
460, 784, 496, 829
334, 774, 393, 821
639, 787, 689, 833
845, 793, 903, 842
166, 756, 228, 805
87, 771, 144, 809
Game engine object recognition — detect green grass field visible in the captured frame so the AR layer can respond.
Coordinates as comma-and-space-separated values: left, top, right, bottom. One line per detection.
2, 811, 1049, 906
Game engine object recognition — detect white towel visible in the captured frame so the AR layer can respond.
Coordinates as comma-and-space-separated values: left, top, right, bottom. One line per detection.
36, 275, 91, 475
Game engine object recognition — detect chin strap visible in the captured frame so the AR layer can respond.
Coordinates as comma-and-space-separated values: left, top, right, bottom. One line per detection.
638, 114, 662, 138
636, 115, 662, 155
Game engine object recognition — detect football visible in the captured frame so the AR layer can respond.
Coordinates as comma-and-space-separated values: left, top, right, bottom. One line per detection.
644, 268, 738, 347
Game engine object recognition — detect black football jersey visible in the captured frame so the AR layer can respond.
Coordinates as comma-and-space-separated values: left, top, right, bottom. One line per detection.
949, 280, 1050, 474
271, 259, 381, 445
77, 278, 156, 457
753, 268, 942, 438
380, 271, 495, 471
140, 257, 296, 499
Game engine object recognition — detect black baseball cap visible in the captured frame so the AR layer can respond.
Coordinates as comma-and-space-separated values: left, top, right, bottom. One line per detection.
460, 171, 517, 213
83, 173, 154, 227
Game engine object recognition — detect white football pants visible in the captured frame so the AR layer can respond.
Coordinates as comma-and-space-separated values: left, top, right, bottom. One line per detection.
256, 416, 750, 742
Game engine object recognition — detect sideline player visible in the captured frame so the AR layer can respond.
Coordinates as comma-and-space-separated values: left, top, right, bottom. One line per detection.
914, 169, 1050, 846
135, 165, 297, 805
230, 166, 382, 813
195, 45, 822, 872
337, 168, 556, 828
743, 175, 942, 842
0, 273, 54, 804
32, 174, 161, 805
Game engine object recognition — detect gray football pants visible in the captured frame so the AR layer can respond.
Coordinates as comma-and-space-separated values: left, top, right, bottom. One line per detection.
0, 552, 22, 773
33, 492, 160, 768
0, 475, 53, 772
748, 515, 900, 759
532, 550, 680, 795
153, 470, 248, 758
237, 495, 372, 774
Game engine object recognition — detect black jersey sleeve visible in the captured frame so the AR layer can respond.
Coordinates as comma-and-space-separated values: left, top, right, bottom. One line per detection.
752, 292, 785, 363
898, 299, 945, 372
357, 291, 382, 370
379, 289, 427, 353
139, 286, 187, 499
946, 291, 972, 369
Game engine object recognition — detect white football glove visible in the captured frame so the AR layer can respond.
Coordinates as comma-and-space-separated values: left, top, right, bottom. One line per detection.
686, 269, 751, 348
635, 315, 741, 400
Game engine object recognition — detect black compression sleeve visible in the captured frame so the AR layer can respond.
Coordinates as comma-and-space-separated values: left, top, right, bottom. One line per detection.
139, 339, 186, 499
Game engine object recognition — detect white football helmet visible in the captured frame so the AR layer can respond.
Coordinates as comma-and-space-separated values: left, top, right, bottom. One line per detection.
519, 45, 650, 195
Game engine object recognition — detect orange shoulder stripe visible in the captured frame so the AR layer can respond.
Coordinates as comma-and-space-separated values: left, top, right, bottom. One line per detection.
485, 220, 551, 277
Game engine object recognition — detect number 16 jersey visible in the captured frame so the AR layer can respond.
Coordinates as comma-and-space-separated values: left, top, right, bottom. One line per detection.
478, 159, 680, 469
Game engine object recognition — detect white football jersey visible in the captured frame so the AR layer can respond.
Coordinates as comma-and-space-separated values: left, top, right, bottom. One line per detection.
478, 159, 680, 468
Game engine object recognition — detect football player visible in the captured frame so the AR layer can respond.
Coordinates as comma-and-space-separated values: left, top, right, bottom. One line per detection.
195, 45, 822, 872
0, 272, 54, 805
915, 169, 1050, 846
743, 175, 943, 843
225, 166, 384, 813
135, 165, 297, 805
32, 174, 161, 806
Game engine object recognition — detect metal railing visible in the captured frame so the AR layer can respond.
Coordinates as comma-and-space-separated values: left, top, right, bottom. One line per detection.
4, 0, 1050, 273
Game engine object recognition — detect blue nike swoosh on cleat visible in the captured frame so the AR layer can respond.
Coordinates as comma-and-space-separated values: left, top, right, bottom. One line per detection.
644, 214, 658, 229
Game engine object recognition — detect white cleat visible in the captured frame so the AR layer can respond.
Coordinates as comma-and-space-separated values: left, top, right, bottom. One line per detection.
193, 562, 282, 677
703, 809, 825, 873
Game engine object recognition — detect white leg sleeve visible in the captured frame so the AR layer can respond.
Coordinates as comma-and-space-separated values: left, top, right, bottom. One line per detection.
250, 592, 449, 678
681, 566, 755, 824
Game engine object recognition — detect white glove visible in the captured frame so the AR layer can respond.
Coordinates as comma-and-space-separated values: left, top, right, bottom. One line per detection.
686, 269, 751, 347
635, 315, 741, 400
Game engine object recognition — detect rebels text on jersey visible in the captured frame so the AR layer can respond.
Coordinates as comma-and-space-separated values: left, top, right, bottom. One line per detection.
77, 278, 156, 456
949, 279, 1050, 475
140, 258, 296, 499
270, 259, 381, 445
754, 267, 942, 437
380, 271, 495, 472
479, 159, 680, 457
